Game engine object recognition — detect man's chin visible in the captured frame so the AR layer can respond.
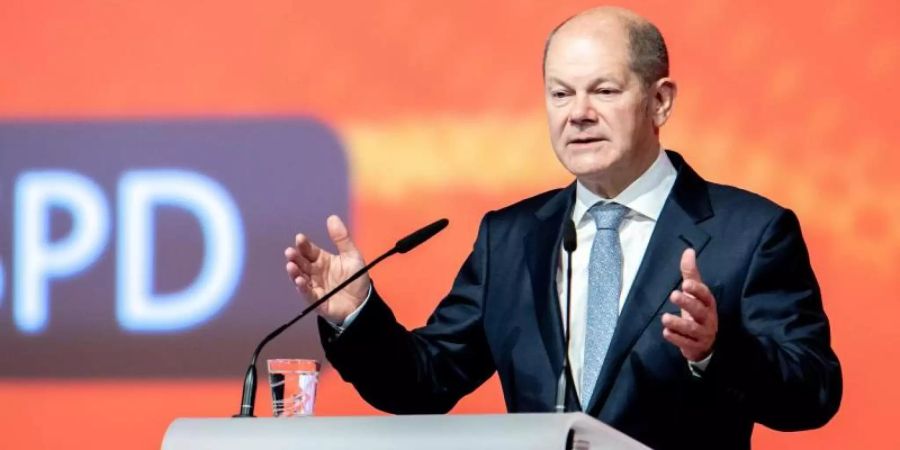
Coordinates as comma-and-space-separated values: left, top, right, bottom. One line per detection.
559, 155, 619, 179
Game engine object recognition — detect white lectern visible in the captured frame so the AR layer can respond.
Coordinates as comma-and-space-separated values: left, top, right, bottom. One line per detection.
162, 413, 650, 450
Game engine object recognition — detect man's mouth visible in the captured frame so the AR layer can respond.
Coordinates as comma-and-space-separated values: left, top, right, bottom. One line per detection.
568, 136, 605, 145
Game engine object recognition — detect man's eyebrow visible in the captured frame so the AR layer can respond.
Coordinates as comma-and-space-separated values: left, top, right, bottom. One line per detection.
545, 76, 619, 88
545, 77, 573, 88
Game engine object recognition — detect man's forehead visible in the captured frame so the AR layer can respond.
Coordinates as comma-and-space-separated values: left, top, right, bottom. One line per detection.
545, 30, 629, 67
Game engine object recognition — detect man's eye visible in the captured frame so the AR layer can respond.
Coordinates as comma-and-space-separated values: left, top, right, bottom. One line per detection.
551, 91, 569, 99
596, 88, 618, 95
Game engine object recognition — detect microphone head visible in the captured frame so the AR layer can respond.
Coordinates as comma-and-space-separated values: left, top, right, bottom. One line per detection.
563, 219, 577, 253
394, 218, 449, 253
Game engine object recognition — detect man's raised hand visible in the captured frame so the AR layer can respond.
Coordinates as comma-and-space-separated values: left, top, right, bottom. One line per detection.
284, 215, 369, 324
661, 248, 718, 362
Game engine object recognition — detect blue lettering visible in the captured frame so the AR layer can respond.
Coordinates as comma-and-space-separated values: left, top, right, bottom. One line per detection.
116, 170, 245, 332
13, 171, 110, 333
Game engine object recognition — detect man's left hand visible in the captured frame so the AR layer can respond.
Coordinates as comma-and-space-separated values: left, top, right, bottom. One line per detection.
662, 248, 718, 362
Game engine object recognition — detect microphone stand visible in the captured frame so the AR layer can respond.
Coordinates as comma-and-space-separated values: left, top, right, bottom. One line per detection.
556, 219, 577, 413
234, 218, 448, 418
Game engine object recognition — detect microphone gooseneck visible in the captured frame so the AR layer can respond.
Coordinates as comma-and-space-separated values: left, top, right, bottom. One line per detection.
234, 218, 449, 418
556, 219, 578, 413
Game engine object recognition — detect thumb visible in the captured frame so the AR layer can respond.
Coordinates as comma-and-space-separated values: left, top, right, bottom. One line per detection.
680, 248, 703, 283
326, 215, 359, 256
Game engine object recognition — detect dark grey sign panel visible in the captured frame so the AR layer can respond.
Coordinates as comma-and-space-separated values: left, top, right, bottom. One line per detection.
0, 118, 348, 377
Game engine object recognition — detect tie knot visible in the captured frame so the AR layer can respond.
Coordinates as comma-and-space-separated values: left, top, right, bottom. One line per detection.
588, 202, 628, 230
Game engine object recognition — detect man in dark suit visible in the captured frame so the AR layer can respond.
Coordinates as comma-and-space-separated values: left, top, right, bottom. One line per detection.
284, 6, 841, 449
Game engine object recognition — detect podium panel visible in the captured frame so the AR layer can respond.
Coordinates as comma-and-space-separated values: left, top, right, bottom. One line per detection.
162, 413, 650, 450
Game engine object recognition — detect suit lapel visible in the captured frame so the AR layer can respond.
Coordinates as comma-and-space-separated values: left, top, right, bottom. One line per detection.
584, 151, 714, 414
523, 184, 576, 390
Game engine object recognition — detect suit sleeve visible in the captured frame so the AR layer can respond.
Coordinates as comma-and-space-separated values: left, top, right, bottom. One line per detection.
317, 214, 496, 414
703, 209, 842, 430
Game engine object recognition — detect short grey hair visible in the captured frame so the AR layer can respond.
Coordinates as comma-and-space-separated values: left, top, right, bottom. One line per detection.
542, 15, 669, 86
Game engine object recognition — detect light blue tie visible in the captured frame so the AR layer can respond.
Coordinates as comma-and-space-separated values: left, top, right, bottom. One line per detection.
581, 202, 628, 407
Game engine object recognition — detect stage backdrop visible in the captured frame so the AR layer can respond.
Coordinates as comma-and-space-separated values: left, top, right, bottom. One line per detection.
1, 1, 898, 448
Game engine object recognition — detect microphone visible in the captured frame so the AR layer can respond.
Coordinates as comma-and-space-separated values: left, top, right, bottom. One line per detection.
563, 218, 577, 253
234, 218, 450, 417
394, 218, 449, 253
555, 219, 577, 413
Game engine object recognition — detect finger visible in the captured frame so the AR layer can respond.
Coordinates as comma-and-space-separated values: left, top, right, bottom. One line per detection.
662, 328, 708, 362
681, 279, 715, 309
294, 233, 321, 261
288, 265, 308, 288
670, 290, 708, 324
285, 247, 302, 264
293, 276, 314, 297
661, 313, 702, 340
327, 215, 360, 256
286, 261, 302, 280
680, 248, 703, 283
285, 248, 314, 274
662, 327, 703, 352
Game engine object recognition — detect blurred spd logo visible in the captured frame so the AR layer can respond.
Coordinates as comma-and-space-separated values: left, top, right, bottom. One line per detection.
0, 119, 349, 377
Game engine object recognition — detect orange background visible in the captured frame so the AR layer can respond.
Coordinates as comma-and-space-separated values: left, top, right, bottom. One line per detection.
2, 0, 899, 448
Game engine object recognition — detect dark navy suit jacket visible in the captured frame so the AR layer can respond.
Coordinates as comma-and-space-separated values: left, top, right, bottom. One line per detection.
319, 151, 842, 450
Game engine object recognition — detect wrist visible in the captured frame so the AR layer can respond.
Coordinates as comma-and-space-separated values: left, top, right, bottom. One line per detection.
320, 284, 372, 326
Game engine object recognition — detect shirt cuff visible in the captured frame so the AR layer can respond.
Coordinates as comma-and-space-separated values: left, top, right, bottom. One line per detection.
688, 352, 713, 377
324, 284, 372, 334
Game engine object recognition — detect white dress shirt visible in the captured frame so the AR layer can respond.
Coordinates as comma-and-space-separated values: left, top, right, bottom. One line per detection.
555, 148, 679, 401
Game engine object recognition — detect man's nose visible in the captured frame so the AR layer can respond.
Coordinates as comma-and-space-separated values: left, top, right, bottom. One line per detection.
569, 94, 598, 125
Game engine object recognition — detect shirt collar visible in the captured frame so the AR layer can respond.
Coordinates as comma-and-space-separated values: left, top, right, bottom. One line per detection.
572, 148, 677, 225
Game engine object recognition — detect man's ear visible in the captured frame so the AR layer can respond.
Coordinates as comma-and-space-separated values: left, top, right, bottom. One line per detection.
651, 78, 677, 128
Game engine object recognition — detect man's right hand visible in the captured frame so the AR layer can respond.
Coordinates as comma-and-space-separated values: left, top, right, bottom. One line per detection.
284, 215, 369, 324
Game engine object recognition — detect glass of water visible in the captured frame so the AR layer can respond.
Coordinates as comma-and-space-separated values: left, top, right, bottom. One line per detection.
266, 359, 320, 417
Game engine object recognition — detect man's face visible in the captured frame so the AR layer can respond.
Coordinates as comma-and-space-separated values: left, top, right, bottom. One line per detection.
544, 27, 658, 187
